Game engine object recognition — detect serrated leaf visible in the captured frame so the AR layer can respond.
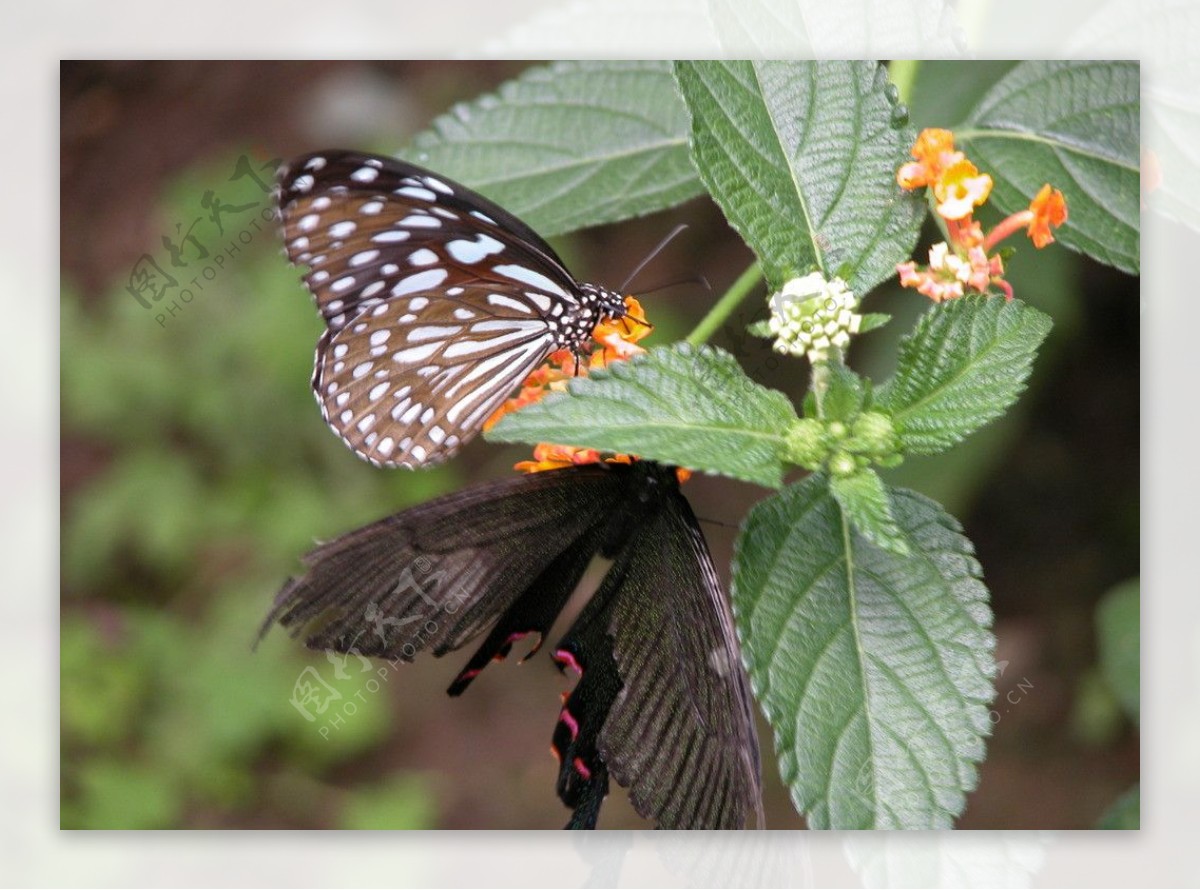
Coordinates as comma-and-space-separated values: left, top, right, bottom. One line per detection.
876, 296, 1052, 455
732, 476, 994, 829
821, 363, 868, 423
830, 470, 909, 556
958, 60, 1139, 275
486, 343, 797, 487
1097, 578, 1139, 724
672, 61, 924, 294
405, 61, 701, 237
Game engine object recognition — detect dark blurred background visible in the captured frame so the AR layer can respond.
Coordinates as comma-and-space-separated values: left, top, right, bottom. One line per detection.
60, 60, 1139, 829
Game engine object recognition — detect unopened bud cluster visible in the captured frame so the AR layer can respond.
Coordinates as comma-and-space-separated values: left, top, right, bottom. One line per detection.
768, 273, 862, 363
785, 411, 902, 475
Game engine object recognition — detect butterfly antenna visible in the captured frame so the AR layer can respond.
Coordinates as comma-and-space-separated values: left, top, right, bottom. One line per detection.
620, 223, 689, 294
696, 515, 739, 531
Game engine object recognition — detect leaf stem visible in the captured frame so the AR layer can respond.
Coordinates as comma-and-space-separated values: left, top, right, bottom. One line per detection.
887, 60, 921, 106
685, 263, 764, 346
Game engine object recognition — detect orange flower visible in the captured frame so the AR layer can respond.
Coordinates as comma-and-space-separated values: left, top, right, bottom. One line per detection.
487, 295, 651, 472
1026, 184, 1068, 248
934, 159, 993, 221
897, 128, 962, 190
895, 129, 1066, 303
982, 184, 1069, 252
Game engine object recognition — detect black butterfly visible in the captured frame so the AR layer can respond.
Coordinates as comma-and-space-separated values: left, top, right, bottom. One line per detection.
275, 150, 628, 469
262, 461, 763, 829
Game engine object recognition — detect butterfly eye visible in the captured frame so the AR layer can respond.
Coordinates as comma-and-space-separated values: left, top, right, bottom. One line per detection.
277, 150, 628, 469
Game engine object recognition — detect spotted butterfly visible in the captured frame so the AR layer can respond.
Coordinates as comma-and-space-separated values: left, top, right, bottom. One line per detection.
275, 150, 628, 468
262, 461, 763, 829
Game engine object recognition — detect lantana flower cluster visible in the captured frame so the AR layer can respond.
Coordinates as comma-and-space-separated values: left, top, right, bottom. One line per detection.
484, 296, 659, 474
895, 128, 1068, 302
767, 272, 862, 364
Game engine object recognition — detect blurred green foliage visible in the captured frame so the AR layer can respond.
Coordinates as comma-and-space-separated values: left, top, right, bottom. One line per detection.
60, 152, 459, 829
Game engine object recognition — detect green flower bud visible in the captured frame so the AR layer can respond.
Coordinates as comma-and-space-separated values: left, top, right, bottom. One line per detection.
829, 451, 858, 477
784, 418, 828, 469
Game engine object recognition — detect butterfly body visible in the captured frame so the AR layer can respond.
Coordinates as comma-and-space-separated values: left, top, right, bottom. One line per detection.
275, 150, 627, 468
264, 462, 763, 829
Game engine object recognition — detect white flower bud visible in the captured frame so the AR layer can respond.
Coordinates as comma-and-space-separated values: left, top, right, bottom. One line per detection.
766, 273, 863, 363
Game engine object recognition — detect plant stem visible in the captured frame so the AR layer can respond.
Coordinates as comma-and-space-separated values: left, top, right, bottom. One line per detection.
887, 59, 921, 106
685, 263, 764, 347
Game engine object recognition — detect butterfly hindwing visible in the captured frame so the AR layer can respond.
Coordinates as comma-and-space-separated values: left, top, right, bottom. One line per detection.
596, 481, 763, 829
312, 282, 557, 467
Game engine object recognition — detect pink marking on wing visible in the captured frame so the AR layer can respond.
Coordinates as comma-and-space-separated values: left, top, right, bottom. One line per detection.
553, 648, 583, 676
559, 708, 580, 740
572, 756, 592, 780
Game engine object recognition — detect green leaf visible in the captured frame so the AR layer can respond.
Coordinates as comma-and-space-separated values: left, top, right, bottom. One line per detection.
830, 470, 909, 556
732, 476, 994, 828
858, 312, 892, 334
958, 61, 1140, 275
486, 343, 798, 488
1097, 784, 1140, 830
406, 61, 701, 237
876, 296, 1052, 455
747, 319, 774, 338
1096, 578, 1139, 724
672, 61, 924, 294
820, 363, 868, 423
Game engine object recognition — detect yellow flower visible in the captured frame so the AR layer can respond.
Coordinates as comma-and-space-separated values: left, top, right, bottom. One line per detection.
934, 159, 993, 221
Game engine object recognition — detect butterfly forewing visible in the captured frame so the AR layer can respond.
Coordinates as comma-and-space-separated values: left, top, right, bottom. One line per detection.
276, 150, 623, 467
263, 465, 625, 658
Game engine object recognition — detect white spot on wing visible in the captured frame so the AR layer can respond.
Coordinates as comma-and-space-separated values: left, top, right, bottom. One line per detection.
487, 293, 534, 314
407, 325, 462, 343
409, 248, 438, 266
447, 234, 506, 264
392, 343, 440, 364
392, 270, 447, 297
492, 264, 569, 299
396, 186, 437, 201
400, 215, 441, 229
351, 167, 379, 183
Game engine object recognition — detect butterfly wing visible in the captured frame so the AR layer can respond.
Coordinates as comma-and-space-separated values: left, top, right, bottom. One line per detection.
277, 149, 580, 331
547, 472, 763, 829
312, 281, 560, 466
276, 150, 594, 466
262, 465, 624, 659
